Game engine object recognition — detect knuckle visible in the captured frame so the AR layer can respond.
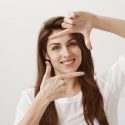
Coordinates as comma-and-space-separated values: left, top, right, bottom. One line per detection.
71, 12, 77, 18
63, 17, 66, 22
62, 23, 66, 28
56, 76, 61, 80
69, 24, 74, 28
71, 20, 76, 24
59, 80, 65, 85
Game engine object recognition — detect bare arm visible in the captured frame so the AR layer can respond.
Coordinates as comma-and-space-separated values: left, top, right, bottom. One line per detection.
18, 92, 50, 125
49, 11, 125, 49
94, 15, 125, 38
17, 62, 84, 125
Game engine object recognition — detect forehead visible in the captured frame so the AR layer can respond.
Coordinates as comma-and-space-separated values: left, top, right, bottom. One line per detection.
47, 30, 73, 45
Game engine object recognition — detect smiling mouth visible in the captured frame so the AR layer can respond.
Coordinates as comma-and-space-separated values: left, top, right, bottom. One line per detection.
60, 58, 75, 65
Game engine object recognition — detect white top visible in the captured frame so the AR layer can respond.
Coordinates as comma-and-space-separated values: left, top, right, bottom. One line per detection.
13, 54, 125, 125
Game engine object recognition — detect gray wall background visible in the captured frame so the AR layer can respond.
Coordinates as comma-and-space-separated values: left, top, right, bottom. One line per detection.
0, 0, 125, 125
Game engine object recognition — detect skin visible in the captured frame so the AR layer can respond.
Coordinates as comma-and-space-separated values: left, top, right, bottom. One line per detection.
46, 30, 82, 75
18, 11, 125, 125
18, 30, 85, 125
49, 11, 94, 49
49, 11, 125, 49
45, 29, 83, 96
18, 69, 84, 125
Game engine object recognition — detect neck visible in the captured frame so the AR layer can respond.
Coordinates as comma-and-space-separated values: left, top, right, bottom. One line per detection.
55, 71, 81, 97
63, 77, 81, 97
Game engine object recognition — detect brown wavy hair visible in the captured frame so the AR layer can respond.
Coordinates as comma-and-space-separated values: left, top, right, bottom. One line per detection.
35, 16, 109, 125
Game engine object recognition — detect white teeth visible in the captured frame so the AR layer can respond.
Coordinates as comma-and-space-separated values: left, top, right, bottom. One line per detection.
62, 59, 74, 65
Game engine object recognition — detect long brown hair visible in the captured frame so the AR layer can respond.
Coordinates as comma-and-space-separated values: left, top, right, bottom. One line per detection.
35, 16, 109, 125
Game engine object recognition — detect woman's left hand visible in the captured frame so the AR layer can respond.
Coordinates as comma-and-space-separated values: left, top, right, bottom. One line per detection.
49, 11, 95, 49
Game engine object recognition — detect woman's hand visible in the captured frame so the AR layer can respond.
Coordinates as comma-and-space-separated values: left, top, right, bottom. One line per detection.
49, 11, 96, 49
39, 61, 85, 102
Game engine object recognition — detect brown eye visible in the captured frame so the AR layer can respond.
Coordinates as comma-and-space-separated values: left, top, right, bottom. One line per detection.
52, 46, 59, 50
68, 42, 77, 46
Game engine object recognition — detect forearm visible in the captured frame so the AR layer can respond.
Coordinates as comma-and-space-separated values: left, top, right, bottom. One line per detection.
94, 15, 125, 38
18, 92, 50, 125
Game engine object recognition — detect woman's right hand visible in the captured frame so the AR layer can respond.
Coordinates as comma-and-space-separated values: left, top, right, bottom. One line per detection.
39, 61, 85, 102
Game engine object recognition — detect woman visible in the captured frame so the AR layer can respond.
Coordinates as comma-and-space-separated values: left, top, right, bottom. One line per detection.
13, 11, 125, 125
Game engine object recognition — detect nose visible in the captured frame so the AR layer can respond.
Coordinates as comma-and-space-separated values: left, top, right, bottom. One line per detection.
61, 47, 71, 57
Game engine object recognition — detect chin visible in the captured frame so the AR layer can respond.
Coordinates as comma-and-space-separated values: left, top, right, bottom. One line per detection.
59, 68, 78, 74
55, 63, 81, 75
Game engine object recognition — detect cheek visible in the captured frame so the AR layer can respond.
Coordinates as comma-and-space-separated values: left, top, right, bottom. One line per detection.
48, 53, 60, 64
74, 48, 82, 63
47, 49, 58, 60
74, 47, 82, 56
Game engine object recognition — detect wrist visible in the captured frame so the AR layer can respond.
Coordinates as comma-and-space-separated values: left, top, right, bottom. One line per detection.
37, 91, 51, 105
92, 14, 98, 29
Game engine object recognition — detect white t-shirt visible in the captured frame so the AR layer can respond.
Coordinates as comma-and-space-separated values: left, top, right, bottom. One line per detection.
13, 54, 125, 125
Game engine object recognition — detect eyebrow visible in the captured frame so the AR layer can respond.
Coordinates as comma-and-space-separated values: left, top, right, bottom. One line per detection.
48, 38, 75, 47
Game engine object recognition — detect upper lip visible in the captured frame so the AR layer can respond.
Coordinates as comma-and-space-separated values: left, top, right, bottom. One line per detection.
60, 58, 75, 63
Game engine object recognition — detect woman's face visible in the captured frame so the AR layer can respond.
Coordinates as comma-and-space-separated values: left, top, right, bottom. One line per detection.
46, 30, 82, 75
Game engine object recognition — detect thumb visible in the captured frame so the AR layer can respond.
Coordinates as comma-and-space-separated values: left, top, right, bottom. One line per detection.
45, 61, 52, 79
42, 61, 52, 84
83, 31, 92, 50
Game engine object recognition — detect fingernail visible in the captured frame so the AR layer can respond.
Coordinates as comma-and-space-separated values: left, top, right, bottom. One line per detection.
80, 72, 85, 76
45, 61, 49, 65
89, 45, 92, 50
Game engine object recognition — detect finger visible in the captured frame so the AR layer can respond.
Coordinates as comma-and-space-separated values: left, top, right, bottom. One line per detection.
45, 61, 52, 79
62, 22, 75, 29
56, 80, 65, 89
58, 80, 65, 86
83, 32, 92, 50
42, 61, 52, 84
84, 36, 92, 50
64, 17, 76, 25
49, 28, 71, 39
68, 12, 78, 19
59, 72, 85, 80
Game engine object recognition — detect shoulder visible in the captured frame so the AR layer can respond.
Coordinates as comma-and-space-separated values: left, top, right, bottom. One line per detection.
105, 53, 125, 76
97, 53, 125, 97
14, 87, 35, 125
95, 73, 111, 92
101, 53, 125, 83
117, 53, 125, 74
